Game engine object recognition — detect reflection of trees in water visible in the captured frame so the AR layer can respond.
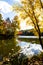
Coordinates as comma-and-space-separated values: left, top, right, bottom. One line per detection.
0, 38, 20, 57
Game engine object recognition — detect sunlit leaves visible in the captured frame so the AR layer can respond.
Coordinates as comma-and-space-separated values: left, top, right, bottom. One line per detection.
12, 0, 43, 31
12, 4, 23, 13
13, 16, 20, 29
19, 11, 28, 19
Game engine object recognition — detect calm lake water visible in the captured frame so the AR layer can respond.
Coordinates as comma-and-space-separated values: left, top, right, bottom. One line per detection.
0, 37, 42, 57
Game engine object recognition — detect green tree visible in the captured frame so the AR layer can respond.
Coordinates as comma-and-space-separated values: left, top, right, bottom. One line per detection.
0, 14, 3, 23
0, 15, 20, 57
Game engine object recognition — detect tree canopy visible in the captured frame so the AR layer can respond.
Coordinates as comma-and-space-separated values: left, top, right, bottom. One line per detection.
12, 0, 43, 48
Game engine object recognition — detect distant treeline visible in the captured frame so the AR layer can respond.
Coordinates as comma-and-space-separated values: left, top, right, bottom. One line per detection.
18, 31, 43, 36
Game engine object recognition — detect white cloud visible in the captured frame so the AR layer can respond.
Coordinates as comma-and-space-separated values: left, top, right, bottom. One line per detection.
0, 1, 12, 13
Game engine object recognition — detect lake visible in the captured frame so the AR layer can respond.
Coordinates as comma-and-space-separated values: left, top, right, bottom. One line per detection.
0, 36, 43, 58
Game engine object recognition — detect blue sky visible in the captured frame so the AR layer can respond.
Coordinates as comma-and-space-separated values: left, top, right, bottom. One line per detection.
0, 0, 19, 20
0, 0, 14, 5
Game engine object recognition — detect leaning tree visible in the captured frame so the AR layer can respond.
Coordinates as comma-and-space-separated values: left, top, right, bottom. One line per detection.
12, 0, 43, 48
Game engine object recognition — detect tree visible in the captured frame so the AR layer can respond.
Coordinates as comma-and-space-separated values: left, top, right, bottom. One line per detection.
0, 14, 4, 33
0, 14, 2, 21
12, 0, 43, 48
0, 14, 3, 22
0, 15, 20, 58
12, 16, 20, 38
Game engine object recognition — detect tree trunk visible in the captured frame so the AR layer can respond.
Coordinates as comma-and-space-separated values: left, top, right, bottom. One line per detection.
33, 12, 43, 49
38, 32, 43, 49
40, 0, 43, 8
24, 0, 43, 49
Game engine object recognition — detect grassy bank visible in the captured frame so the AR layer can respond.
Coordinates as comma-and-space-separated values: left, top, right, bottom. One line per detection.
2, 52, 43, 65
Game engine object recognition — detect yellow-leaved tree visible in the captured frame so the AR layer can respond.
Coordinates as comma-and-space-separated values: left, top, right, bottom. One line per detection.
12, 0, 43, 49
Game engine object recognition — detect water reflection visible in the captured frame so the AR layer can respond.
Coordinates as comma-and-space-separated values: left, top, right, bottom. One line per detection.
0, 38, 42, 58
18, 40, 42, 58
0, 38, 20, 57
